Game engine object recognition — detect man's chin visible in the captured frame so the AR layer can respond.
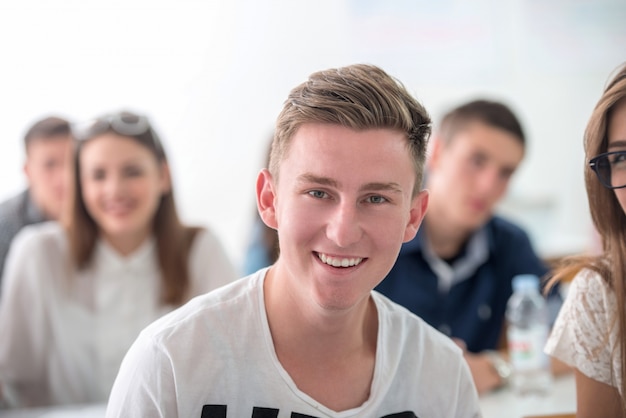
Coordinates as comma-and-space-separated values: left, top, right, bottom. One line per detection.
461, 212, 491, 231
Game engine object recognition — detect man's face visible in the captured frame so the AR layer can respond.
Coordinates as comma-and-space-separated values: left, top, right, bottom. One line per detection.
427, 121, 524, 231
257, 123, 428, 313
24, 135, 73, 220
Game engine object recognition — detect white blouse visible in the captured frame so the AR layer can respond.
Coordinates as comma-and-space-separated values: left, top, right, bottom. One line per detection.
0, 221, 236, 408
545, 267, 621, 392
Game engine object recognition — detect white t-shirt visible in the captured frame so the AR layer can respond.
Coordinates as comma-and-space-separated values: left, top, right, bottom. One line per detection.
545, 268, 621, 392
106, 269, 481, 418
0, 221, 236, 407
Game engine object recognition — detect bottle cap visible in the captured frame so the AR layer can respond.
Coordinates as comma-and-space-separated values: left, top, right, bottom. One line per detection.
512, 274, 540, 292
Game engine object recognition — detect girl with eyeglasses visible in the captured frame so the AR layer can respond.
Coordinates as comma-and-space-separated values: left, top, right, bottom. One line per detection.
0, 111, 237, 408
545, 64, 626, 418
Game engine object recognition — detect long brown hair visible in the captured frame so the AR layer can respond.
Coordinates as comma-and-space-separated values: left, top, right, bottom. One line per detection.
65, 111, 200, 306
549, 64, 626, 410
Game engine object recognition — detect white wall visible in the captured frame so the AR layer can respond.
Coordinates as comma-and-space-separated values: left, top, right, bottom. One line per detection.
0, 0, 624, 270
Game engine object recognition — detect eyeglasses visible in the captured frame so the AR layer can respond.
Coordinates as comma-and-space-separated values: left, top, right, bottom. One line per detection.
589, 151, 626, 189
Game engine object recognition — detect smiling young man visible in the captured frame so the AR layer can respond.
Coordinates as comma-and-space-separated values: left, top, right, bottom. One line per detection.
376, 100, 552, 394
106, 64, 481, 417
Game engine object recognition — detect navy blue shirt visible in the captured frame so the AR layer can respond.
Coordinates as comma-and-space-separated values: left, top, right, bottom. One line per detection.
376, 216, 550, 353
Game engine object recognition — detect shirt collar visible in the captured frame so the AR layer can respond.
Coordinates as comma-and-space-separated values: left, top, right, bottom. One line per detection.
402, 219, 492, 293
94, 236, 158, 270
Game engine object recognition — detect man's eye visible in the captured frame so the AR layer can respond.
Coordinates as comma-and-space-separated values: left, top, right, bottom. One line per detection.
308, 190, 328, 199
470, 154, 487, 168
44, 160, 60, 170
367, 195, 387, 204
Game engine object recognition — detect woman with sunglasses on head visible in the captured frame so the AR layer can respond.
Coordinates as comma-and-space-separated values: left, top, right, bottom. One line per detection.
545, 64, 626, 418
0, 110, 237, 408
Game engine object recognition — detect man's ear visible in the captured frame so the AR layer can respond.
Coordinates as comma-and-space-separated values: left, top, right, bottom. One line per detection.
403, 189, 429, 243
256, 168, 278, 229
23, 160, 32, 181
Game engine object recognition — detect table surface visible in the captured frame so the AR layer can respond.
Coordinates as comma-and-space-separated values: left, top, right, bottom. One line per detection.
0, 403, 106, 418
479, 373, 576, 418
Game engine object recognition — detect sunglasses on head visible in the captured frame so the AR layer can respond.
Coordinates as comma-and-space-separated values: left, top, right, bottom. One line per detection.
72, 112, 163, 154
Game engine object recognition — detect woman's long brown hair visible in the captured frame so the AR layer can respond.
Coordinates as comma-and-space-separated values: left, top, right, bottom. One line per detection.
548, 64, 626, 412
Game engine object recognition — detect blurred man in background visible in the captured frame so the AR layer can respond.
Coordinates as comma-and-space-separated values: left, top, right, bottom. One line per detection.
376, 99, 552, 394
0, 116, 73, 284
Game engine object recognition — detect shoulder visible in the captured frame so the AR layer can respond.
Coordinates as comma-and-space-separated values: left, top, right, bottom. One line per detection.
189, 227, 219, 250
549, 267, 614, 338
486, 216, 543, 262
12, 221, 67, 249
2, 222, 70, 295
187, 226, 233, 261
7, 221, 68, 266
487, 215, 532, 241
545, 267, 617, 385
568, 268, 613, 307
107, 272, 260, 416
0, 191, 26, 213
0, 192, 28, 230
141, 271, 259, 344
373, 291, 461, 356
186, 226, 237, 291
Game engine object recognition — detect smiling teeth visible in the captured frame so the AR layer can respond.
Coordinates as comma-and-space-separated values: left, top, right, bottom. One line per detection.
318, 253, 363, 268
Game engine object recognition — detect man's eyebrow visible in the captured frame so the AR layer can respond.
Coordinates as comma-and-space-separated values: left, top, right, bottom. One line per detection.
360, 182, 403, 193
297, 173, 339, 187
296, 173, 403, 193
608, 140, 626, 150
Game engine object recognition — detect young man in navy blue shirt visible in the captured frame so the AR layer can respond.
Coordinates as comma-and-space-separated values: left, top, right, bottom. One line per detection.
376, 99, 554, 394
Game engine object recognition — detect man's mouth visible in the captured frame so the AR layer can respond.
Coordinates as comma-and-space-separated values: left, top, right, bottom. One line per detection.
317, 253, 364, 268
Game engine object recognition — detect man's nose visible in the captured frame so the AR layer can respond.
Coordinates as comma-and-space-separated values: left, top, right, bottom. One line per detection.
476, 167, 503, 197
325, 201, 363, 248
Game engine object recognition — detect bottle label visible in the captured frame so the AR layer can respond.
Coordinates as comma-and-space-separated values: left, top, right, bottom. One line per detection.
507, 326, 550, 371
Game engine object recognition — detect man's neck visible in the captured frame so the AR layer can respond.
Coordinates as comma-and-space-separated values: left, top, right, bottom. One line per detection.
424, 212, 473, 260
263, 265, 377, 356
262, 265, 378, 410
26, 190, 52, 222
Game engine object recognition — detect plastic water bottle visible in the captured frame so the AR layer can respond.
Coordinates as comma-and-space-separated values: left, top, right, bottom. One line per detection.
506, 274, 553, 396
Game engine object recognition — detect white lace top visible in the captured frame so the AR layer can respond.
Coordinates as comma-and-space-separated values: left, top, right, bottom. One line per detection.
545, 268, 622, 392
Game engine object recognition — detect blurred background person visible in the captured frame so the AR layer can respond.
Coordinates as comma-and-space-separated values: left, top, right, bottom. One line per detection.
376, 99, 554, 394
545, 64, 626, 418
0, 116, 73, 287
0, 110, 237, 408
